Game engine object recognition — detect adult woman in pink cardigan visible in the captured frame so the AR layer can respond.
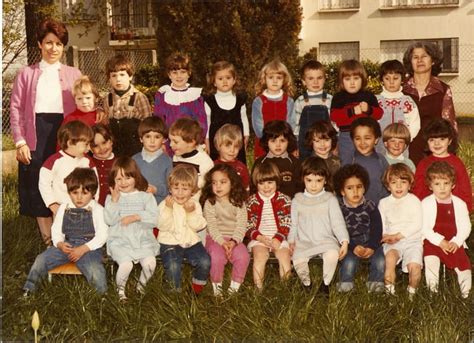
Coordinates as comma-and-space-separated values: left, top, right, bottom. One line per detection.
402, 41, 456, 166
10, 18, 82, 244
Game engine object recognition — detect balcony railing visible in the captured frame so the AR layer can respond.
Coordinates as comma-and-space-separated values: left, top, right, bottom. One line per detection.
380, 0, 459, 9
318, 0, 360, 11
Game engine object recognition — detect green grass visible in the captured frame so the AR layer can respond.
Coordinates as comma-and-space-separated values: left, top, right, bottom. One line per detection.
2, 133, 15, 151
3, 143, 474, 341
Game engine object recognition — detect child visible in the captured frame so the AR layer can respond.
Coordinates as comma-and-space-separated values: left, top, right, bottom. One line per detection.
105, 157, 159, 301
90, 124, 116, 206
213, 124, 251, 190
154, 52, 207, 154
157, 164, 211, 294
422, 162, 472, 298
247, 162, 292, 290
413, 119, 472, 212
251, 120, 303, 198
23, 168, 108, 295
330, 59, 383, 165
200, 164, 250, 295
378, 164, 422, 296
289, 60, 333, 160
382, 123, 416, 172
62, 76, 100, 127
103, 54, 152, 157
132, 116, 173, 205
39, 120, 97, 218
349, 117, 389, 205
169, 117, 214, 200
305, 120, 340, 183
252, 59, 294, 158
204, 61, 249, 164
376, 59, 420, 155
333, 164, 385, 292
288, 157, 349, 293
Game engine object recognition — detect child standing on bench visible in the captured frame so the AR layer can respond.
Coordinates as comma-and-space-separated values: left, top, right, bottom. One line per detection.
23, 168, 108, 295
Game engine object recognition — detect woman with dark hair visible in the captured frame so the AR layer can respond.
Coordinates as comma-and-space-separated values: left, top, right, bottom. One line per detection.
10, 18, 82, 245
402, 41, 456, 165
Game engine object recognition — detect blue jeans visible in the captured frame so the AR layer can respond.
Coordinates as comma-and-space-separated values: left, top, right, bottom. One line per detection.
23, 243, 107, 294
338, 131, 355, 166
338, 246, 385, 292
160, 242, 211, 290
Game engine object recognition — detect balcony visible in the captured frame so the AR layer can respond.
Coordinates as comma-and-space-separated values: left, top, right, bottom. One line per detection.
318, 0, 360, 12
380, 0, 459, 10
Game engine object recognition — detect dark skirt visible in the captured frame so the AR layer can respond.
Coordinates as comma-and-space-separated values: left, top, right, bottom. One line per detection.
18, 113, 63, 217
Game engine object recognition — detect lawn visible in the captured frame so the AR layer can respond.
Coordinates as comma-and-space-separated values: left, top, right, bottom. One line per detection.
2, 143, 474, 341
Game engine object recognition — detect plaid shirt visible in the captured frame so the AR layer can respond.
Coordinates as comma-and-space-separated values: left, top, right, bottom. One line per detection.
103, 85, 152, 120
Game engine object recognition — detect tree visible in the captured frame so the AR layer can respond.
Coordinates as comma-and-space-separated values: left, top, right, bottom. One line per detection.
153, 0, 302, 96
2, 0, 28, 76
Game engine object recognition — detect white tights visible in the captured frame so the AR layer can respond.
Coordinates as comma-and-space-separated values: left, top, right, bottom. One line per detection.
424, 256, 472, 298
294, 250, 339, 286
116, 256, 157, 295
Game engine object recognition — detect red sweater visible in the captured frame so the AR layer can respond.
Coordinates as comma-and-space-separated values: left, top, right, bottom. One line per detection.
63, 108, 97, 127
413, 154, 472, 212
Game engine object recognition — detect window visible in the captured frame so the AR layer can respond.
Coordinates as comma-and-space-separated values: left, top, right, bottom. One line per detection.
380, 38, 459, 73
318, 0, 360, 11
62, 0, 97, 21
319, 42, 360, 63
380, 0, 459, 9
109, 0, 154, 39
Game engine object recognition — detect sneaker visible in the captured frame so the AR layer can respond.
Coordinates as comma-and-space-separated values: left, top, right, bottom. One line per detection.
23, 290, 30, 298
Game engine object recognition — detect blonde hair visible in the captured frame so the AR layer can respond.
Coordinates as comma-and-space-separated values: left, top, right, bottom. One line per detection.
382, 163, 414, 188
206, 61, 239, 95
338, 59, 367, 91
254, 59, 294, 96
168, 164, 199, 194
214, 124, 243, 151
72, 76, 99, 102
382, 123, 411, 145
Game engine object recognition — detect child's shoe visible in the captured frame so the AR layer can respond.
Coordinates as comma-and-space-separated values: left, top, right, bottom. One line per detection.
228, 280, 241, 294
317, 282, 329, 297
192, 282, 205, 295
212, 282, 223, 297
385, 284, 396, 295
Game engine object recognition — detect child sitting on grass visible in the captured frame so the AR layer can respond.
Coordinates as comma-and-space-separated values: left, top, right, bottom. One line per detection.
378, 163, 422, 296
334, 164, 385, 293
157, 164, 210, 294
247, 162, 292, 290
422, 161, 472, 298
23, 168, 108, 295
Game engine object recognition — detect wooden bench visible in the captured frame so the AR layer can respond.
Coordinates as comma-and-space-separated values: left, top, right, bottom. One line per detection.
48, 262, 82, 282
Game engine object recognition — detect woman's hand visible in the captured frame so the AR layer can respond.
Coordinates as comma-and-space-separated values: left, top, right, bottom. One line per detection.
16, 144, 32, 165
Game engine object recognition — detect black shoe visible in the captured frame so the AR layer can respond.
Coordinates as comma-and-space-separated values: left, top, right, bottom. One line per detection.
317, 283, 330, 297
302, 283, 312, 292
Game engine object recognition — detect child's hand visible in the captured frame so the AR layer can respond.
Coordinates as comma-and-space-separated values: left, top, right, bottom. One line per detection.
110, 184, 120, 203
439, 239, 451, 254
448, 241, 459, 253
183, 200, 195, 213
57, 242, 73, 254
381, 233, 403, 244
353, 104, 362, 115
360, 101, 369, 113
147, 184, 157, 194
95, 110, 108, 124
353, 245, 365, 257
292, 149, 299, 159
223, 240, 236, 259
256, 235, 272, 247
121, 214, 140, 226
164, 195, 174, 208
271, 238, 281, 250
361, 247, 374, 259
68, 245, 90, 262
339, 241, 349, 260
49, 203, 60, 218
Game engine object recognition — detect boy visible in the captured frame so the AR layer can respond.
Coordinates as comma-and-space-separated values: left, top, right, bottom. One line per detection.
39, 120, 98, 218
422, 162, 472, 298
132, 116, 173, 205
169, 117, 214, 198
213, 124, 250, 190
333, 164, 385, 293
382, 123, 416, 172
62, 76, 100, 127
289, 60, 333, 160
24, 168, 108, 295
379, 164, 422, 296
157, 164, 211, 294
103, 54, 152, 157
376, 59, 419, 155
349, 117, 389, 205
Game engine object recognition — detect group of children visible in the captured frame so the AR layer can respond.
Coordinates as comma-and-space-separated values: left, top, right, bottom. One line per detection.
22, 52, 472, 300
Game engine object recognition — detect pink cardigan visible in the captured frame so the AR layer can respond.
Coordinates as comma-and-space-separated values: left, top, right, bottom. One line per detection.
9, 63, 81, 150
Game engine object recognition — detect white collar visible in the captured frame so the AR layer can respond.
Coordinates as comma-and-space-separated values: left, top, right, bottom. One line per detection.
159, 84, 202, 105
380, 86, 404, 99
307, 90, 324, 96
386, 152, 405, 161
39, 59, 61, 71
263, 89, 283, 99
259, 192, 275, 202
304, 189, 325, 198
93, 152, 115, 161
142, 148, 163, 162
216, 90, 234, 97
66, 199, 95, 209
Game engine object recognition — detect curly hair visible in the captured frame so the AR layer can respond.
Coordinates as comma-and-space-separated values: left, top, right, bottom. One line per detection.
200, 164, 247, 208
305, 120, 338, 150
254, 59, 294, 96
423, 118, 457, 154
333, 164, 370, 196
260, 120, 297, 154
403, 41, 444, 77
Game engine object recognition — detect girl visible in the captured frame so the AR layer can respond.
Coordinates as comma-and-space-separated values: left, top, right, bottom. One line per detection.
412, 118, 472, 212
252, 59, 294, 158
200, 164, 250, 295
105, 157, 159, 301
251, 120, 303, 198
247, 162, 292, 290
204, 61, 249, 164
90, 124, 116, 206
305, 120, 340, 185
288, 157, 349, 294
330, 59, 383, 165
154, 52, 207, 154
